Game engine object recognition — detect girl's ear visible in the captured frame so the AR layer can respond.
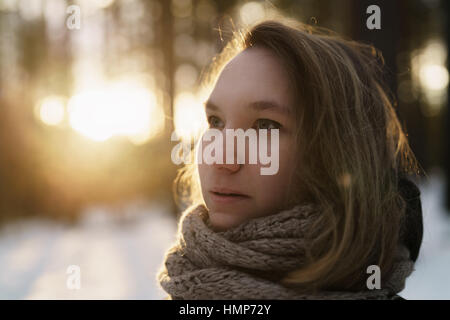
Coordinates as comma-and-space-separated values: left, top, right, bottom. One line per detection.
398, 176, 423, 262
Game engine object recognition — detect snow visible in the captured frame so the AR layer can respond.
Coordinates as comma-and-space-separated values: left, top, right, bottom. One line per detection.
398, 169, 450, 299
0, 171, 449, 299
0, 200, 178, 299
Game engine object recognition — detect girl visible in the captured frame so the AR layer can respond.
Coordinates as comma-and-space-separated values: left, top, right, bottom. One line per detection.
157, 18, 424, 300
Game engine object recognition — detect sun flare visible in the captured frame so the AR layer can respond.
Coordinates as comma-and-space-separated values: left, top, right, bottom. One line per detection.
66, 81, 165, 144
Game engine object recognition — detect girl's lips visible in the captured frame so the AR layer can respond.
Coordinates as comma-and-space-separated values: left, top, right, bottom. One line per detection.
209, 191, 250, 204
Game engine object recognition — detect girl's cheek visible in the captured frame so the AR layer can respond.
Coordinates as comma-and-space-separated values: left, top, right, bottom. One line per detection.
197, 163, 208, 185
278, 143, 297, 176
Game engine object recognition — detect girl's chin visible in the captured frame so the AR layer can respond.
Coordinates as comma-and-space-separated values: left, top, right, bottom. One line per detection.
208, 211, 246, 232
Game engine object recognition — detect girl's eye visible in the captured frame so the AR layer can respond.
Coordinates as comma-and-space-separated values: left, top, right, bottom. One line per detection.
207, 115, 224, 128
254, 119, 282, 130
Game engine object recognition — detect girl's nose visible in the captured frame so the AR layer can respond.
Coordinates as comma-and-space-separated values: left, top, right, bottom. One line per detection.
214, 161, 241, 173
213, 129, 242, 173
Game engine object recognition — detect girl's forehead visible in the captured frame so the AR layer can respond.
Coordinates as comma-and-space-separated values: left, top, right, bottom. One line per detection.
221, 47, 286, 79
210, 48, 294, 109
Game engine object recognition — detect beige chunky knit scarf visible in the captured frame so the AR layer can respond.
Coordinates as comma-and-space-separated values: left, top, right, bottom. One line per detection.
157, 203, 414, 300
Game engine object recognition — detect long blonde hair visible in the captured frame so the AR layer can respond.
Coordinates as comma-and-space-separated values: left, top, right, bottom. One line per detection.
174, 18, 422, 292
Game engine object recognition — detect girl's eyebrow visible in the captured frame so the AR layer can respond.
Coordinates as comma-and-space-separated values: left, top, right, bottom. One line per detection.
204, 99, 290, 115
204, 100, 221, 112
249, 100, 291, 115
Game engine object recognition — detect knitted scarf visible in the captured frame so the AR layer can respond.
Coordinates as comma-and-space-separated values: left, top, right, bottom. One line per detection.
157, 203, 415, 300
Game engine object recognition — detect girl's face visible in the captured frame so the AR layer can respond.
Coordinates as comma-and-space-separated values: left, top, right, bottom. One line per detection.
198, 47, 298, 231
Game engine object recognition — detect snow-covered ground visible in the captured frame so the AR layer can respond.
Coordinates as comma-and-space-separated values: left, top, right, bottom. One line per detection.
0, 170, 449, 299
398, 169, 450, 299
0, 200, 178, 299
